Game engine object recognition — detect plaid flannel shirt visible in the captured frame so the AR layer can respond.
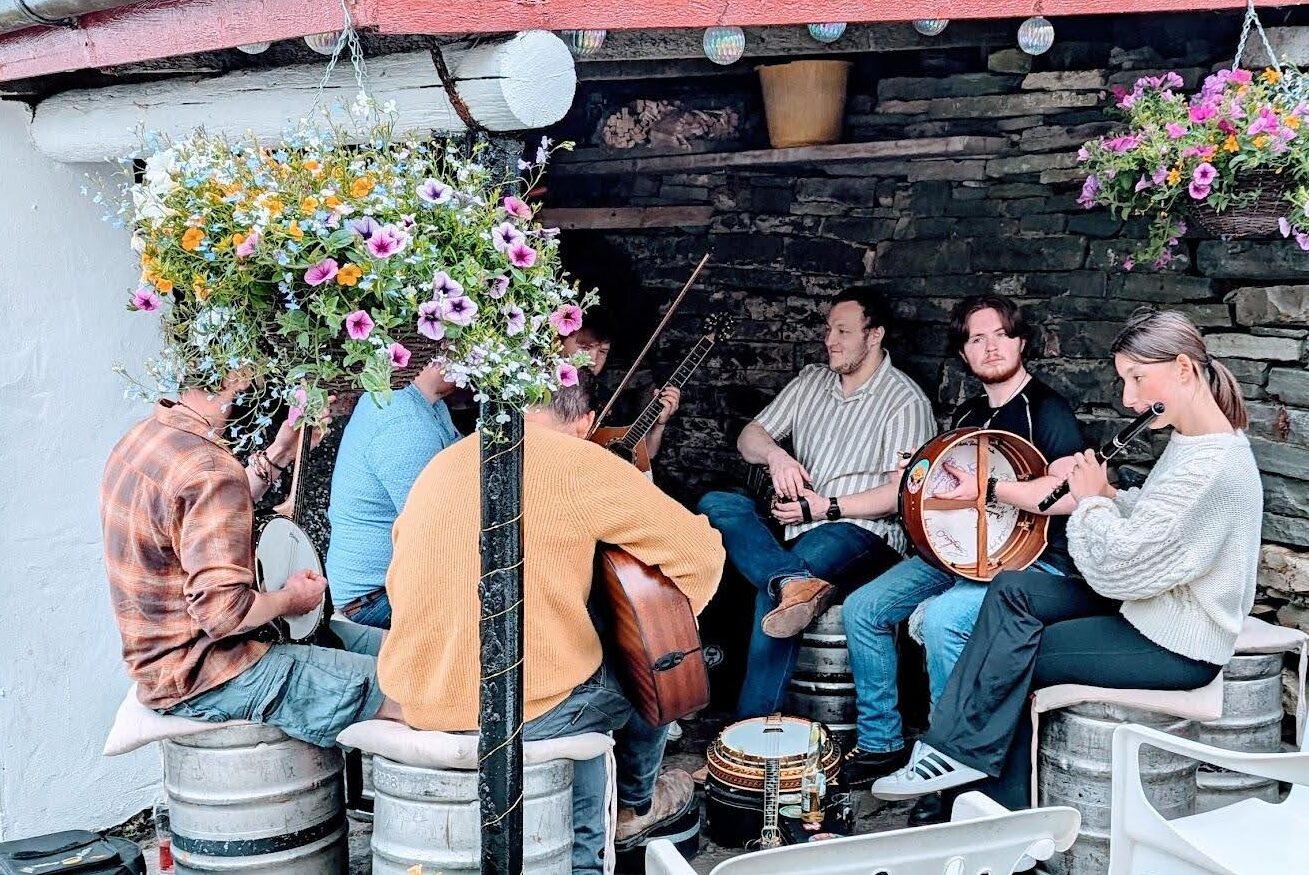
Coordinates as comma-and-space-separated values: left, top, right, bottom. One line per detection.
100, 400, 269, 709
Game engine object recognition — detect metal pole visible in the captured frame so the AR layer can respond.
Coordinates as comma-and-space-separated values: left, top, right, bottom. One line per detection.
478, 400, 525, 875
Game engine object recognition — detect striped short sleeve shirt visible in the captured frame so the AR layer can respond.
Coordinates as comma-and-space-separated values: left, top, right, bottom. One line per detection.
754, 354, 935, 552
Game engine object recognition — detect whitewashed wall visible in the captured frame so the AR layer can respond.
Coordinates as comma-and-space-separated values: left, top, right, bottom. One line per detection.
0, 100, 161, 838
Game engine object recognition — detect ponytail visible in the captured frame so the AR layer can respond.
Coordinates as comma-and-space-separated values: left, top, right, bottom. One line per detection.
1206, 359, 1248, 430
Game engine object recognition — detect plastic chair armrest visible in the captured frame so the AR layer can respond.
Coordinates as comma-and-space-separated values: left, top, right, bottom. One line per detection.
645, 838, 698, 875
1113, 723, 1309, 787
951, 791, 1011, 821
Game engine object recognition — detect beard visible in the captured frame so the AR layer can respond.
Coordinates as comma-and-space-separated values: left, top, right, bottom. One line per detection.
829, 347, 869, 376
973, 358, 1023, 385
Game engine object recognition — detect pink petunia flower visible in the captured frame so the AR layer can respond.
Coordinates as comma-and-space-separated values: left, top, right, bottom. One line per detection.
1152, 165, 1169, 185
1189, 103, 1216, 124
388, 342, 411, 369
417, 179, 453, 204
417, 301, 446, 341
1295, 231, 1309, 252
502, 196, 533, 220
1231, 68, 1253, 85
432, 271, 464, 297
1122, 257, 1135, 272
491, 222, 526, 253
288, 387, 308, 428
1193, 162, 1218, 187
1105, 135, 1141, 154
548, 304, 584, 337
440, 295, 479, 326
488, 275, 510, 299
367, 227, 404, 259
235, 228, 260, 258
1077, 174, 1100, 209
1134, 175, 1152, 193
304, 258, 339, 286
130, 288, 161, 312
556, 361, 579, 388
1188, 180, 1211, 201
1280, 216, 1293, 238
1165, 122, 1188, 140
504, 305, 526, 336
507, 242, 537, 269
345, 310, 374, 340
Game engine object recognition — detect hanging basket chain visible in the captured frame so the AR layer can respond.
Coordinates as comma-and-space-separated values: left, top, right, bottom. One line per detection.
310, 0, 374, 119
1234, 0, 1280, 72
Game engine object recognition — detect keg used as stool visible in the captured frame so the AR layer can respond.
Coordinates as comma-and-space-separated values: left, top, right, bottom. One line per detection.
371, 756, 573, 874
1195, 652, 1284, 812
786, 604, 855, 748
1039, 702, 1199, 875
162, 724, 348, 874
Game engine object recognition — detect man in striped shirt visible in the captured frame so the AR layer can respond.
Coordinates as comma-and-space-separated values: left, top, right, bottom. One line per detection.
698, 289, 935, 718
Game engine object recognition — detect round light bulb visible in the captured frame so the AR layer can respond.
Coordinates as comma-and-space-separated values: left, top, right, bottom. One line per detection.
303, 32, 342, 56
703, 26, 746, 66
560, 29, 607, 58
236, 41, 271, 55
912, 19, 949, 37
1017, 16, 1055, 56
807, 23, 847, 45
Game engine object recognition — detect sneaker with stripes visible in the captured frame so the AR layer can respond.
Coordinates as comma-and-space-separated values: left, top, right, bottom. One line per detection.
869, 741, 986, 800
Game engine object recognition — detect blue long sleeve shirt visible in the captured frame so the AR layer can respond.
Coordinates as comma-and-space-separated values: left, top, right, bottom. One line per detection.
326, 385, 459, 605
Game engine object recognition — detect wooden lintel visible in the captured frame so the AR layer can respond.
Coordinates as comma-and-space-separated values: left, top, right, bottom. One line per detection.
538, 206, 715, 229
557, 136, 1008, 175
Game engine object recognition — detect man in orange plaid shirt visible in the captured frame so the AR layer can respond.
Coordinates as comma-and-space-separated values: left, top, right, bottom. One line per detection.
101, 372, 403, 747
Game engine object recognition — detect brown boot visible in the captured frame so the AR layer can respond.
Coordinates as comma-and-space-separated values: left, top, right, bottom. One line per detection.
761, 576, 834, 638
616, 769, 696, 842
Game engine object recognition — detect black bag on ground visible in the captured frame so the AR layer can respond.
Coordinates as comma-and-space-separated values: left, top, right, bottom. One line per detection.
0, 829, 145, 875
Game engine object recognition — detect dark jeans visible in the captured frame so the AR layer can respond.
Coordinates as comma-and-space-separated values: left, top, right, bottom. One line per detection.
924, 569, 1221, 808
696, 489, 902, 718
340, 588, 391, 629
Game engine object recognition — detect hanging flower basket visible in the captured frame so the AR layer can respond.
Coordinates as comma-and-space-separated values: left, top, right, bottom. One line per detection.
1186, 165, 1295, 238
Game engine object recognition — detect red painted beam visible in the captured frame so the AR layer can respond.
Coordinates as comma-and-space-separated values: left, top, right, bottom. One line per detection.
0, 0, 1297, 84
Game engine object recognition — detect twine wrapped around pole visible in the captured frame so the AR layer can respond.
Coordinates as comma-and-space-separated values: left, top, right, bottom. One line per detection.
478, 401, 526, 875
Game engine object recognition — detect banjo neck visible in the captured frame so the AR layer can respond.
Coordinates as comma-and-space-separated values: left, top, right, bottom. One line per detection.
759, 713, 784, 849
272, 426, 312, 524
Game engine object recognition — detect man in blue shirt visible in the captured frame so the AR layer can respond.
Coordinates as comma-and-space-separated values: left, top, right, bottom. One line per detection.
326, 362, 459, 628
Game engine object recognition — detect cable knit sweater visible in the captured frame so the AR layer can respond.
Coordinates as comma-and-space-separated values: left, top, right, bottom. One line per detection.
1067, 431, 1262, 665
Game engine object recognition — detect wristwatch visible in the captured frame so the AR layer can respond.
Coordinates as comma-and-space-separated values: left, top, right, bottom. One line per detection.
826, 497, 842, 521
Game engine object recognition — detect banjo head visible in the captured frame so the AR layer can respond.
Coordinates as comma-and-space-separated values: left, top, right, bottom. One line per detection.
707, 716, 841, 793
255, 516, 324, 641
900, 428, 1049, 582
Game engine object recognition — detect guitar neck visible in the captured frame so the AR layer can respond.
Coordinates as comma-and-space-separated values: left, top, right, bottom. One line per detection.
617, 334, 716, 450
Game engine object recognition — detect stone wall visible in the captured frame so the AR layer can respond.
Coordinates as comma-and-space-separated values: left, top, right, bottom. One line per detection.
544, 15, 1309, 699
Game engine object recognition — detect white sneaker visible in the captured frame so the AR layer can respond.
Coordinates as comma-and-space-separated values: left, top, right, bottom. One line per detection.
666, 721, 683, 743
870, 742, 986, 801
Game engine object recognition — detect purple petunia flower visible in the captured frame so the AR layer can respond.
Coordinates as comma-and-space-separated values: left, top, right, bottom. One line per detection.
1105, 135, 1141, 154
1295, 231, 1309, 252
1188, 180, 1211, 201
556, 362, 579, 388
432, 271, 464, 297
440, 295, 478, 326
548, 304, 584, 337
1193, 162, 1218, 187
349, 216, 381, 240
235, 228, 260, 258
131, 288, 161, 312
417, 301, 446, 341
388, 342, 411, 369
1134, 175, 1152, 193
1077, 174, 1100, 209
491, 221, 525, 253
1280, 216, 1293, 238
488, 275, 510, 299
504, 305, 526, 336
305, 258, 339, 286
507, 242, 537, 269
417, 179, 453, 204
1152, 165, 1169, 186
367, 227, 404, 259
502, 196, 533, 220
345, 310, 374, 340
1189, 102, 1217, 124
400, 214, 417, 231
1165, 122, 1188, 140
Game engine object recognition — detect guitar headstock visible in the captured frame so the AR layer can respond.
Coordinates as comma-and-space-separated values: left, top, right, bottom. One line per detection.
704, 313, 738, 342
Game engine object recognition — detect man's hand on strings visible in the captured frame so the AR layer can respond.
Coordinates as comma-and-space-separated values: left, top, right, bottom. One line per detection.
654, 386, 681, 424
771, 487, 827, 526
766, 448, 812, 501
268, 394, 336, 465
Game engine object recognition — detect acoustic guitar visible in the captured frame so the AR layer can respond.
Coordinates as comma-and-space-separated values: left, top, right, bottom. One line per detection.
589, 313, 735, 472
595, 546, 710, 727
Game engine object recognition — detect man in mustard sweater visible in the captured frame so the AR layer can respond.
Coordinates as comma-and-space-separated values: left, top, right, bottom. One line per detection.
380, 371, 725, 873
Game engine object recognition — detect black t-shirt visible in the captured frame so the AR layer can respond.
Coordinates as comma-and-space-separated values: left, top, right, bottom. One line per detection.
950, 376, 1087, 560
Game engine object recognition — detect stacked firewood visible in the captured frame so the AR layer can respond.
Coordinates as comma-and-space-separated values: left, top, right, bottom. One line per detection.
600, 99, 741, 150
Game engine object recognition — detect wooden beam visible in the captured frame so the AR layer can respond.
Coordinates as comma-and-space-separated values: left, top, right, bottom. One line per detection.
0, 0, 1288, 84
29, 35, 574, 162
538, 205, 715, 229
556, 135, 1007, 174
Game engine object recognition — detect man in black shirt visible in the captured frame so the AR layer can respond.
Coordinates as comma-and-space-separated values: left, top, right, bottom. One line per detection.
841, 295, 1087, 812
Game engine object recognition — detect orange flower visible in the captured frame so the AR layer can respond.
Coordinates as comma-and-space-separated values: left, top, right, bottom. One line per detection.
1166, 168, 1182, 186
155, 278, 174, 294
300, 196, 320, 214
192, 273, 210, 301
231, 231, 247, 248
263, 196, 284, 218
181, 228, 205, 251
350, 176, 375, 198
336, 263, 363, 286
1262, 68, 1282, 85
302, 158, 322, 174
1224, 134, 1240, 152
287, 222, 304, 240
1288, 116, 1302, 131
324, 194, 343, 209
1254, 134, 1270, 149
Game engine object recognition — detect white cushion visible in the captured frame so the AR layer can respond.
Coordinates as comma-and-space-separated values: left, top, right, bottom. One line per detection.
1236, 615, 1307, 655
102, 685, 252, 756
336, 720, 613, 769
1032, 674, 1224, 722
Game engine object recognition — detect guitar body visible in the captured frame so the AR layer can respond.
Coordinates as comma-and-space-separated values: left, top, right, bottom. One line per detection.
595, 547, 709, 726
590, 426, 652, 473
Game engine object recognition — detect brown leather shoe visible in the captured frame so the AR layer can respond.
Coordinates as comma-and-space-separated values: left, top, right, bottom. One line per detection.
616, 769, 696, 842
761, 577, 834, 638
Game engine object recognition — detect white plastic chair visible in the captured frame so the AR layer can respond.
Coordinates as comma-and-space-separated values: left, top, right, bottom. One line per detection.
1109, 723, 1309, 874
646, 791, 1079, 875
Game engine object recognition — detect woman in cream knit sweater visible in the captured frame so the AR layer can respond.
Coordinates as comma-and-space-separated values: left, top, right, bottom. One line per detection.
870, 309, 1262, 808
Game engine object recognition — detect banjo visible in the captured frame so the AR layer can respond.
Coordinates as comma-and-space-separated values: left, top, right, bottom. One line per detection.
899, 428, 1049, 582
254, 424, 327, 643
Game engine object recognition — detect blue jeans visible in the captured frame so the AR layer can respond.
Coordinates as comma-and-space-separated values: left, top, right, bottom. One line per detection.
696, 490, 901, 718
523, 665, 668, 875
845, 555, 1069, 753
341, 588, 391, 629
